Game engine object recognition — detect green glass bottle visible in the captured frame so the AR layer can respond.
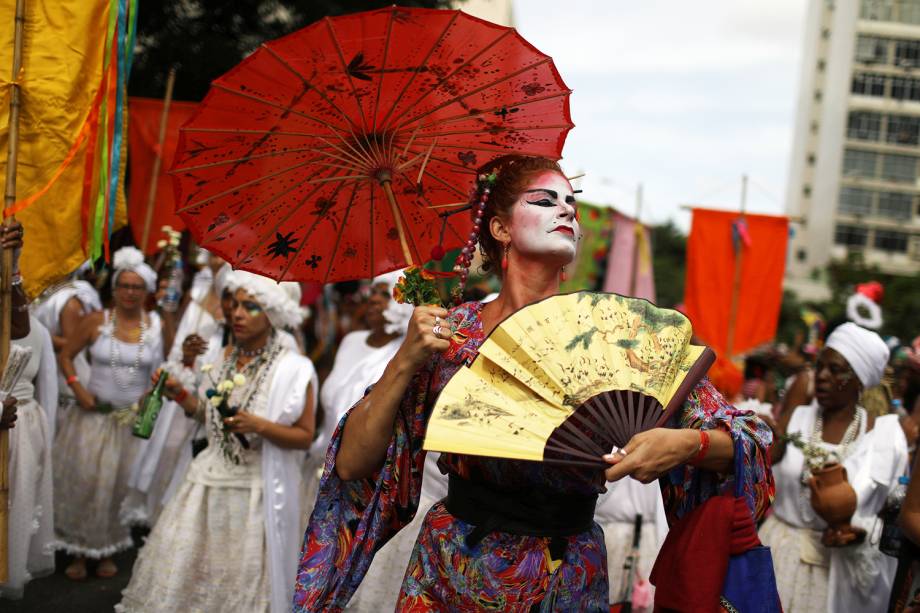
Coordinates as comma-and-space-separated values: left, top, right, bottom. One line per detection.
133, 370, 168, 439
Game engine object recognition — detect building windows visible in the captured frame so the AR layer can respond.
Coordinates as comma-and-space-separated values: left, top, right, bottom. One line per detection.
839, 187, 874, 215
855, 35, 889, 63
874, 228, 910, 252
807, 153, 817, 166
891, 76, 920, 101
843, 149, 878, 178
895, 39, 920, 67
887, 114, 920, 145
860, 1, 920, 25
877, 191, 915, 220
803, 185, 812, 197
847, 111, 882, 141
881, 154, 917, 183
817, 59, 827, 72
835, 224, 869, 246
852, 72, 887, 96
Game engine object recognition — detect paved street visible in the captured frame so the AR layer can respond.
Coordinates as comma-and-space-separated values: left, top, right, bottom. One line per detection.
6, 537, 140, 613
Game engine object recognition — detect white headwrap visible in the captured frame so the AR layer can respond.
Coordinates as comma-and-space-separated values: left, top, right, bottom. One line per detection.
224, 270, 306, 330
213, 263, 232, 297
373, 270, 412, 335
825, 322, 890, 388
112, 246, 157, 292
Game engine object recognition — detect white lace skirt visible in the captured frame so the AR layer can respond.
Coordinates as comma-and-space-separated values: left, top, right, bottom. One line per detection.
0, 400, 55, 599
52, 405, 139, 557
346, 490, 441, 612
117, 478, 270, 612
758, 514, 828, 612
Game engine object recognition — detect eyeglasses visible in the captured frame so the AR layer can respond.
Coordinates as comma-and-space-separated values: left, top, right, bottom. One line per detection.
115, 282, 147, 292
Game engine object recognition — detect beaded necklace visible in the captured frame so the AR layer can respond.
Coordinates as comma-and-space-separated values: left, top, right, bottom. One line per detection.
109, 310, 148, 391
209, 334, 284, 464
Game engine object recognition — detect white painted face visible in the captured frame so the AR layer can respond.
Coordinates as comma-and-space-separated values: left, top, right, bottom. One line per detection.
507, 170, 579, 265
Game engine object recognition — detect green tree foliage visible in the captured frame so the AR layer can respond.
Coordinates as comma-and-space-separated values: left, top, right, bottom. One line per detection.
130, 0, 453, 101
648, 221, 685, 308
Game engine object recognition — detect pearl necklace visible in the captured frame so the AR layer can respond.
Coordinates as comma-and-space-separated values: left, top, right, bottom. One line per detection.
799, 406, 864, 486
109, 310, 147, 391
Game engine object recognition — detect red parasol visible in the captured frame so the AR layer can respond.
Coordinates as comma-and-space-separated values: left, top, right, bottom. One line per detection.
171, 6, 572, 282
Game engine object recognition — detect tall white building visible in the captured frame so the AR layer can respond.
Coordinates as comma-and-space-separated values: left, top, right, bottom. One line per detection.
785, 0, 920, 299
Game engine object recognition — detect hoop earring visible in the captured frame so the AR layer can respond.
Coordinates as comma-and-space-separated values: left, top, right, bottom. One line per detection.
501, 243, 510, 271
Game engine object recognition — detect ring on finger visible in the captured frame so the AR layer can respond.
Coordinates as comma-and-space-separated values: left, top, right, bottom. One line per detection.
435, 316, 441, 326
433, 324, 442, 337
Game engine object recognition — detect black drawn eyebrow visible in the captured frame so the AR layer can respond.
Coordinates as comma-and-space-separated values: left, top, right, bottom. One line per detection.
524, 188, 558, 199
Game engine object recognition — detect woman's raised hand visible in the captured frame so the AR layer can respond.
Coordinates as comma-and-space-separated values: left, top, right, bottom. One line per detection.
394, 305, 451, 371
602, 428, 700, 483
151, 368, 185, 401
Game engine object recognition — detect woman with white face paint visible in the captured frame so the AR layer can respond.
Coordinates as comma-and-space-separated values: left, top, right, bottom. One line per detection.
295, 155, 773, 611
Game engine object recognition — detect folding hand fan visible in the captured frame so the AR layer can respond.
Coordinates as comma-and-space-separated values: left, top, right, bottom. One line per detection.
424, 292, 716, 468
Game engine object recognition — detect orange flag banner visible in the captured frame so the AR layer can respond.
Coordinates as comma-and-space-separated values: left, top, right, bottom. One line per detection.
127, 97, 197, 254
684, 208, 789, 358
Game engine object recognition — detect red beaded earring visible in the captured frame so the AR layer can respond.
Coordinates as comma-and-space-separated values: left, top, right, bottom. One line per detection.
560, 267, 567, 282
501, 243, 509, 271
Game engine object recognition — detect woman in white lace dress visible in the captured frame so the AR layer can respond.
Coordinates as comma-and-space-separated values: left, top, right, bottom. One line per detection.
760, 323, 908, 612
118, 270, 317, 613
121, 258, 229, 527
0, 316, 58, 599
54, 247, 164, 580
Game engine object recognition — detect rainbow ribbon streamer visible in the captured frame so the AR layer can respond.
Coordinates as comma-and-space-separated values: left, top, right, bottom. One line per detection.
88, 0, 138, 261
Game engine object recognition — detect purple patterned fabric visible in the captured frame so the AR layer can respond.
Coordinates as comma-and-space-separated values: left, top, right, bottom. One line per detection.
293, 301, 774, 611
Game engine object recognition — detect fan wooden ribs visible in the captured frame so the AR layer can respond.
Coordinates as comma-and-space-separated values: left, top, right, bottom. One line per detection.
425, 292, 716, 469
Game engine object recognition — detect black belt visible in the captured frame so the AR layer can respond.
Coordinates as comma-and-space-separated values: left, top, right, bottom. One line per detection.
445, 473, 597, 561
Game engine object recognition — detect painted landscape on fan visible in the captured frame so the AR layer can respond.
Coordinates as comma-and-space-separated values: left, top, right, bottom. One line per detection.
425, 292, 716, 467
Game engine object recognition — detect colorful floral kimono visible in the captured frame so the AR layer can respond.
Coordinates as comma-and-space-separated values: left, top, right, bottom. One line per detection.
293, 302, 774, 612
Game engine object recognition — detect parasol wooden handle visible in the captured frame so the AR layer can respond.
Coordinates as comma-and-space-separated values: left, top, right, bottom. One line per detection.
379, 176, 414, 267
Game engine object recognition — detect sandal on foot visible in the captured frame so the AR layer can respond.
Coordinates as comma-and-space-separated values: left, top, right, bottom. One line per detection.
65, 560, 87, 581
96, 559, 118, 578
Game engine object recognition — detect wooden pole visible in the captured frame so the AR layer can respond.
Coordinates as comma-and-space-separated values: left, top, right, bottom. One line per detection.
629, 183, 642, 296
725, 175, 748, 360
140, 67, 177, 252
0, 0, 27, 584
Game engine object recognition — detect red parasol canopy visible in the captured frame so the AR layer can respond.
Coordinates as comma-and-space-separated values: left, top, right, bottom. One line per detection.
171, 6, 573, 283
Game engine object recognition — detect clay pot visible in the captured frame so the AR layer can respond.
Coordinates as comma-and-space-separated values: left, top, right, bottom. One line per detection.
808, 463, 865, 547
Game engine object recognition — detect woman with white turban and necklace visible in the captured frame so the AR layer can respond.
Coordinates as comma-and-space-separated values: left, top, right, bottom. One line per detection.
761, 322, 909, 612
117, 270, 317, 613
55, 246, 165, 580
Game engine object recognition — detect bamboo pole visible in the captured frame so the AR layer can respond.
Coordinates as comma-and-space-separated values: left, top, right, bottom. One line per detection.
725, 175, 748, 360
0, 0, 27, 584
140, 67, 177, 252
628, 183, 643, 296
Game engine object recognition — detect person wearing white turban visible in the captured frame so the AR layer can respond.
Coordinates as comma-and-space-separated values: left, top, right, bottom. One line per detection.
312, 270, 445, 612
761, 323, 908, 612
121, 256, 232, 528
118, 269, 318, 613
54, 246, 166, 580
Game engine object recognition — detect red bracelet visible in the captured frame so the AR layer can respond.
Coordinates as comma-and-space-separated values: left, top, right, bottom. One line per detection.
175, 388, 189, 404
66, 375, 79, 387
689, 429, 710, 465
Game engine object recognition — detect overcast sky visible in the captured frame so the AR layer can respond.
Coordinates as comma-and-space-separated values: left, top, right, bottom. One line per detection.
513, 0, 809, 228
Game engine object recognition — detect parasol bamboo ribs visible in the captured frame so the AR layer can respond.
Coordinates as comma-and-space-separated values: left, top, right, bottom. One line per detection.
378, 172, 414, 266
0, 0, 27, 584
140, 67, 177, 251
